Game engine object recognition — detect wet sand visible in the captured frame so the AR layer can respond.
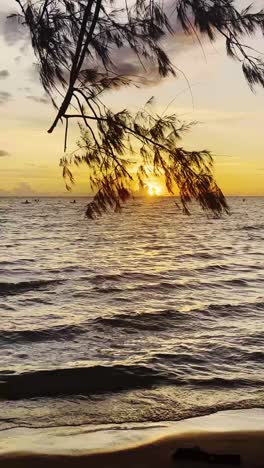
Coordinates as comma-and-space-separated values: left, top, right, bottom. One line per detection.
0, 409, 263, 467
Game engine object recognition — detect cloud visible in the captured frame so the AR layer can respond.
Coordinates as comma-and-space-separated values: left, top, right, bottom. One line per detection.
26, 163, 48, 169
107, 23, 197, 88
0, 11, 28, 46
18, 86, 32, 92
0, 91, 11, 105
13, 182, 36, 196
0, 69, 9, 79
113, 61, 143, 76
26, 95, 50, 104
0, 150, 10, 157
0, 2, 197, 96
0, 188, 9, 195
0, 3, 202, 95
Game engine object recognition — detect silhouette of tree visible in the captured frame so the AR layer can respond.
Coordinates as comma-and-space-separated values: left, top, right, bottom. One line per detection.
11, 1, 264, 217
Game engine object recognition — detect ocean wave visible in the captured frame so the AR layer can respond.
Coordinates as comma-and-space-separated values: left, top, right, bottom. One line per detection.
94, 301, 264, 332
0, 363, 263, 400
178, 252, 220, 260
240, 331, 264, 347
0, 324, 83, 344
90, 281, 188, 295
0, 365, 162, 400
245, 350, 264, 362
89, 273, 123, 284
87, 271, 162, 284
151, 352, 206, 365
194, 264, 263, 274
95, 309, 190, 332
203, 301, 264, 317
130, 281, 186, 292
194, 264, 230, 273
222, 278, 249, 287
100, 278, 261, 295
82, 272, 259, 295
188, 376, 264, 388
0, 303, 16, 311
0, 279, 63, 296
0, 258, 35, 266
240, 223, 264, 231
92, 286, 124, 294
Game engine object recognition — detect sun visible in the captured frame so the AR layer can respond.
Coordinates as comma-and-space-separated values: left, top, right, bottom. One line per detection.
147, 184, 162, 196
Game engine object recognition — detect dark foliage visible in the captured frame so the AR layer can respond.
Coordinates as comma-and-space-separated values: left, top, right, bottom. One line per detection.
12, 0, 264, 217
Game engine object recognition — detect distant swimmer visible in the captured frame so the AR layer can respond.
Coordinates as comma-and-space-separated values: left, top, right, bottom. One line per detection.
23, 200, 30, 204
71, 200, 76, 204
243, 198, 246, 202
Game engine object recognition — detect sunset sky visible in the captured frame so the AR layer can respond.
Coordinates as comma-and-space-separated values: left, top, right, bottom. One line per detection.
0, 0, 263, 197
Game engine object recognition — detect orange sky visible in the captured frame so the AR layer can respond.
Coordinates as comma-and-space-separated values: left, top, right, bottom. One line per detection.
0, 1, 263, 196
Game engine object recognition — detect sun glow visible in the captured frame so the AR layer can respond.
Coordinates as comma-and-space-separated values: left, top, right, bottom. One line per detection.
147, 184, 162, 196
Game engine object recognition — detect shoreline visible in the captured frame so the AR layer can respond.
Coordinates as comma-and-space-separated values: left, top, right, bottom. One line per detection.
0, 409, 263, 467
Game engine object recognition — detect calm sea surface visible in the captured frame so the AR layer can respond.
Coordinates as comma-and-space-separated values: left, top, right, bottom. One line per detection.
0, 197, 263, 429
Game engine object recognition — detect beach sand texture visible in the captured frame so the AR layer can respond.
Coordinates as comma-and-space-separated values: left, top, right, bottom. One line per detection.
0, 409, 263, 467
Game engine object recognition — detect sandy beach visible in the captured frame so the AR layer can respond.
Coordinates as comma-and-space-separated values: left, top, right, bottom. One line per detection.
0, 409, 263, 467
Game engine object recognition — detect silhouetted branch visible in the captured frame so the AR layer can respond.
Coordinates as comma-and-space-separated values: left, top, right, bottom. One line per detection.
13, 0, 264, 217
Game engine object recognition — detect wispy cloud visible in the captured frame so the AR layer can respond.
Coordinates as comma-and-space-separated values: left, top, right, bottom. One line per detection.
26, 95, 50, 105
108, 28, 195, 87
0, 91, 11, 105
0, 149, 10, 157
13, 182, 36, 196
0, 10, 28, 46
0, 69, 9, 79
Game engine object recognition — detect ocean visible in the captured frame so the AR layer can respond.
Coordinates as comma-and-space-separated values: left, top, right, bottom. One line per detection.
0, 196, 263, 431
